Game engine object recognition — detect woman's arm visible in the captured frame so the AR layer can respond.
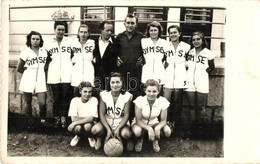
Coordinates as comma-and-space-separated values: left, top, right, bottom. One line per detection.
135, 105, 153, 131
207, 59, 215, 73
16, 59, 26, 74
154, 108, 168, 139
99, 98, 111, 131
115, 99, 131, 132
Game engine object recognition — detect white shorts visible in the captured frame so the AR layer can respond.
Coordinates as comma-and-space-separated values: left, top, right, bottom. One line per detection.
106, 117, 130, 131
19, 69, 47, 93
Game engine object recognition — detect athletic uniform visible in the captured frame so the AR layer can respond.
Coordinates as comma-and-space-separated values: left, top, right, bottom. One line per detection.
164, 41, 190, 89
141, 38, 169, 85
45, 37, 74, 84
100, 91, 133, 130
19, 47, 47, 93
71, 39, 95, 87
68, 97, 98, 119
185, 48, 215, 93
132, 96, 170, 126
44, 37, 75, 118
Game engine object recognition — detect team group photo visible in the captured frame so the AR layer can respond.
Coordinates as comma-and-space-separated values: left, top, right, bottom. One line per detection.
5, 1, 225, 159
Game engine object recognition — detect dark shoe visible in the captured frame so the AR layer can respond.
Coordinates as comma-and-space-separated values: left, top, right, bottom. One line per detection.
53, 116, 60, 128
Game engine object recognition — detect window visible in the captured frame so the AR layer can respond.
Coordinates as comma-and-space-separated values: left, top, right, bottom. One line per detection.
129, 7, 168, 38
81, 6, 114, 40
180, 8, 213, 46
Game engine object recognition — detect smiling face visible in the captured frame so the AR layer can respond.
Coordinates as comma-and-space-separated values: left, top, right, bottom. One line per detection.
78, 26, 89, 42
31, 35, 41, 48
149, 26, 159, 40
124, 17, 137, 33
192, 34, 203, 48
169, 27, 181, 42
54, 25, 65, 40
80, 87, 92, 102
145, 85, 159, 101
110, 77, 123, 92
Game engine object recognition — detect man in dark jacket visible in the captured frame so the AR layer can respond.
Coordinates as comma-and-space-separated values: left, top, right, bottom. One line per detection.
93, 21, 120, 91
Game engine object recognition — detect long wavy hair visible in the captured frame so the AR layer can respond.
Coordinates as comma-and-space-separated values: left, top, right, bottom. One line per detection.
189, 31, 208, 49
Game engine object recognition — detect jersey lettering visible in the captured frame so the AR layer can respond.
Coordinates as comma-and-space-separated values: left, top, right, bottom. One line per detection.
106, 106, 124, 117
26, 56, 46, 66
61, 46, 72, 53
178, 50, 184, 57
84, 46, 94, 53
73, 47, 81, 53
143, 46, 165, 55
197, 55, 206, 64
49, 47, 59, 54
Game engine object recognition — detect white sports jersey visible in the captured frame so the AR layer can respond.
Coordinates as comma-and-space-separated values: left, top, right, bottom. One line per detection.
141, 38, 169, 85
68, 97, 98, 118
186, 48, 215, 93
100, 91, 133, 130
71, 39, 95, 87
19, 47, 47, 93
165, 41, 191, 89
132, 96, 169, 126
45, 37, 74, 84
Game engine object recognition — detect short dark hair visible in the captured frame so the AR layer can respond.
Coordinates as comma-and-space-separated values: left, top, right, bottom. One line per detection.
74, 81, 93, 97
106, 72, 126, 94
99, 21, 113, 30
168, 25, 183, 41
124, 13, 138, 24
26, 31, 44, 48
54, 21, 67, 30
145, 21, 163, 38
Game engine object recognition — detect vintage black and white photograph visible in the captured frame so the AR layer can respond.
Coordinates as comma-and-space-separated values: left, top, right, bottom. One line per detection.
1, 0, 260, 163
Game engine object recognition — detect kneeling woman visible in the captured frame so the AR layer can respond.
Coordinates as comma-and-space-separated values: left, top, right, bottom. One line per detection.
67, 81, 101, 149
131, 79, 171, 152
94, 72, 133, 151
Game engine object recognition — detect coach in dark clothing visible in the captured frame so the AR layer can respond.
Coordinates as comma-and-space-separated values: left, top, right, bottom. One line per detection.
116, 13, 145, 93
93, 21, 120, 91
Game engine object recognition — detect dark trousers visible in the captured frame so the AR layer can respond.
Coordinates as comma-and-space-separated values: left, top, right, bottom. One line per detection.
49, 83, 72, 117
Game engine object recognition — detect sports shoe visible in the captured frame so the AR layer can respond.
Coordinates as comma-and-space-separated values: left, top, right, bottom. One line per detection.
88, 137, 96, 148
70, 135, 80, 147
153, 140, 160, 152
95, 137, 102, 150
135, 138, 143, 152
40, 119, 52, 127
127, 140, 134, 151
61, 116, 67, 128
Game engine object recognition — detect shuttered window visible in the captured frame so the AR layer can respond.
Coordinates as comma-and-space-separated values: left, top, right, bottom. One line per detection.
129, 7, 168, 37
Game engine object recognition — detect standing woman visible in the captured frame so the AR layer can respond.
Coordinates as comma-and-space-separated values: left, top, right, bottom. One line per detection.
94, 72, 133, 151
163, 25, 191, 135
141, 21, 169, 89
45, 21, 74, 128
71, 24, 95, 92
185, 31, 215, 127
16, 31, 48, 127
131, 79, 171, 152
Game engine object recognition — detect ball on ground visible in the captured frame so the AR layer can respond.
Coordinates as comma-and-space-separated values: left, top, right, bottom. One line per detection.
104, 138, 123, 157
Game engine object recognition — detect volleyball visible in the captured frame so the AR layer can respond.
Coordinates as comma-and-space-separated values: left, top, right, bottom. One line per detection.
103, 138, 124, 157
